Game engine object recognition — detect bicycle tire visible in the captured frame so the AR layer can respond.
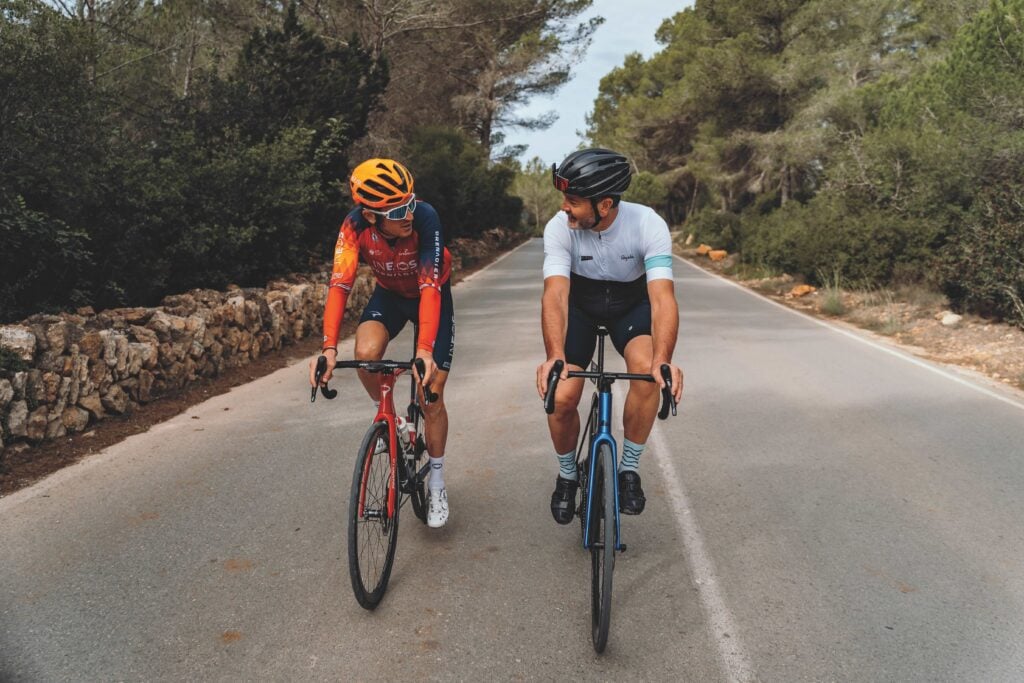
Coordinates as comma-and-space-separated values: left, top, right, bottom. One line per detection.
590, 442, 616, 653
347, 422, 399, 609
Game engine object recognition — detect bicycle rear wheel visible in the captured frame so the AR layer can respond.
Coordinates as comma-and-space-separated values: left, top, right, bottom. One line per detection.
348, 422, 399, 610
590, 443, 616, 653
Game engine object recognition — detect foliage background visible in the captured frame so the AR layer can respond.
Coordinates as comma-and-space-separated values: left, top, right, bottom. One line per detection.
1, 0, 601, 322
585, 0, 1024, 327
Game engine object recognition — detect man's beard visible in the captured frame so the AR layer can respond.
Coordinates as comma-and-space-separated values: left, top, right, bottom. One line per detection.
566, 210, 598, 230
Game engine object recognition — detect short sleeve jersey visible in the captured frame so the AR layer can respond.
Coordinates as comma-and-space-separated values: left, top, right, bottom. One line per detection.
542, 201, 673, 283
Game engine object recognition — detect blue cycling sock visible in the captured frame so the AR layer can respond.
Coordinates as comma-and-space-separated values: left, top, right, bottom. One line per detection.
556, 450, 577, 480
619, 439, 645, 473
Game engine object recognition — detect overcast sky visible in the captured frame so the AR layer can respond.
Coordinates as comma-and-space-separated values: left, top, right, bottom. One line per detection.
502, 1, 692, 166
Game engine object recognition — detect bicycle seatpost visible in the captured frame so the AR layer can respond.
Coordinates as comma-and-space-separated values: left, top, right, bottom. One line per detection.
544, 360, 565, 414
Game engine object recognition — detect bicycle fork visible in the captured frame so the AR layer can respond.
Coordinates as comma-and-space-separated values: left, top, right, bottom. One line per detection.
582, 389, 625, 552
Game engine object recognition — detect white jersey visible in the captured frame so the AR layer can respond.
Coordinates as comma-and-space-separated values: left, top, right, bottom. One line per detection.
542, 201, 674, 283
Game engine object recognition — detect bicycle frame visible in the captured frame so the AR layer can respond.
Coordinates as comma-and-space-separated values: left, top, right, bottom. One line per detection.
358, 361, 428, 520
360, 370, 402, 521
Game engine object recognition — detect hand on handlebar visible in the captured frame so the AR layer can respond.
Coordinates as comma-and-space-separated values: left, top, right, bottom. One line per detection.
413, 351, 437, 388
536, 356, 568, 399
412, 356, 440, 404
652, 361, 684, 404
309, 348, 337, 387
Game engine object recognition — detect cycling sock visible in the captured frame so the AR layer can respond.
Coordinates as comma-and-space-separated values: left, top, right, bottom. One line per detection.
556, 450, 577, 480
428, 456, 445, 491
619, 439, 645, 473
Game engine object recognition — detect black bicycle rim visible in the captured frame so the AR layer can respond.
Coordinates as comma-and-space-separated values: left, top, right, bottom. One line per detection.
591, 443, 615, 652
347, 422, 399, 610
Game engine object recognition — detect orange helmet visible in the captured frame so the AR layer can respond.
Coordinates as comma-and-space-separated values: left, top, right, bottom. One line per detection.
349, 158, 414, 209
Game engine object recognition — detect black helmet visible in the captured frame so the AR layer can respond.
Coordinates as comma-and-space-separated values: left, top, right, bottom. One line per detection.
552, 148, 632, 198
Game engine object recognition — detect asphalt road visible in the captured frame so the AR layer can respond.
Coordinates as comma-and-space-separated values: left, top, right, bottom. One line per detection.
3, 238, 1024, 681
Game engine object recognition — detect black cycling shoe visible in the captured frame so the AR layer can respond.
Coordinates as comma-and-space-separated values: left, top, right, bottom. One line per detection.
618, 470, 646, 515
550, 475, 579, 525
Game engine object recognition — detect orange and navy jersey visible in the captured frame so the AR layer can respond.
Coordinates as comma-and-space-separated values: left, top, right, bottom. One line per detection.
322, 200, 452, 353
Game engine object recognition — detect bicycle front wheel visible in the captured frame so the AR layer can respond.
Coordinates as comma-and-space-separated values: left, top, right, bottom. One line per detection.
347, 422, 399, 610
590, 442, 616, 653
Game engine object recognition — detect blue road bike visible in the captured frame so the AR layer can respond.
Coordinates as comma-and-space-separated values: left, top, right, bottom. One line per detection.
543, 327, 677, 653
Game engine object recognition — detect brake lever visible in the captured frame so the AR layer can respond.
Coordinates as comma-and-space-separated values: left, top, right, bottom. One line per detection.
413, 358, 439, 404
311, 355, 338, 402
657, 364, 677, 420
544, 360, 565, 415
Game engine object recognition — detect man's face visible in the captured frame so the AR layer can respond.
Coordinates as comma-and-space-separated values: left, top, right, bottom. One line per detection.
561, 193, 598, 230
364, 210, 414, 239
561, 194, 614, 230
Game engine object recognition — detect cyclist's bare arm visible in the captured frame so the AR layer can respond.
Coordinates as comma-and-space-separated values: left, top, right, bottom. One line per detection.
538, 275, 571, 398
647, 278, 683, 402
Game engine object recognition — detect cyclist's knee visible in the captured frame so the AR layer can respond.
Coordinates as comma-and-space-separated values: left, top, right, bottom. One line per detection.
552, 392, 581, 416
422, 396, 446, 418
354, 340, 385, 361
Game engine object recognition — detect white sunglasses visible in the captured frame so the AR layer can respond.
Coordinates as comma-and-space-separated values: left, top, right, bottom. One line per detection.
367, 194, 416, 220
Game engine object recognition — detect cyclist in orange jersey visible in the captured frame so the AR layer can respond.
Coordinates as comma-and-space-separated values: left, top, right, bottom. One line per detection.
309, 158, 454, 527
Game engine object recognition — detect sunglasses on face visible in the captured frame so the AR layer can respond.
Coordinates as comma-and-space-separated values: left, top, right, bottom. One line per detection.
368, 194, 416, 220
552, 164, 570, 193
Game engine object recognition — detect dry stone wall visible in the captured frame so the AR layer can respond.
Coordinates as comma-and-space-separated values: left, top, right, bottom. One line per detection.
0, 267, 374, 456
0, 226, 521, 460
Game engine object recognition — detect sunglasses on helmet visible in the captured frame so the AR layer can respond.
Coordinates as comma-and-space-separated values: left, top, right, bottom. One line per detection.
552, 164, 571, 193
367, 194, 416, 220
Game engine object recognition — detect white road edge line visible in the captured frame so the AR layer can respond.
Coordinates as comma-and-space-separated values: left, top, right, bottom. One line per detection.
612, 385, 755, 683
675, 255, 1024, 413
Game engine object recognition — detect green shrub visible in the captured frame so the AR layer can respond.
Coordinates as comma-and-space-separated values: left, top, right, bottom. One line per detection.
740, 195, 944, 287
623, 171, 669, 211
686, 208, 742, 252
402, 126, 522, 239
942, 185, 1024, 328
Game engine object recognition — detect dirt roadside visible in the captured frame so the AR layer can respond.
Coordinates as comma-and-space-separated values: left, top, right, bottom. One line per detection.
0, 238, 526, 496
677, 246, 1024, 395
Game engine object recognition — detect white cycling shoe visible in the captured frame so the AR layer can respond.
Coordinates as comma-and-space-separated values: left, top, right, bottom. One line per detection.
374, 437, 387, 455
427, 488, 449, 528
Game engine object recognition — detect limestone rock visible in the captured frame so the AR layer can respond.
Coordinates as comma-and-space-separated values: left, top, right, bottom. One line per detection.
101, 385, 129, 414
79, 392, 105, 420
941, 312, 963, 328
7, 400, 28, 437
62, 406, 90, 432
0, 325, 37, 361
26, 406, 48, 441
0, 379, 12, 408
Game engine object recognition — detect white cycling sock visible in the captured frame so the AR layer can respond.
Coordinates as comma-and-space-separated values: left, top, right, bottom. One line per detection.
619, 439, 645, 473
428, 456, 445, 491
556, 450, 577, 480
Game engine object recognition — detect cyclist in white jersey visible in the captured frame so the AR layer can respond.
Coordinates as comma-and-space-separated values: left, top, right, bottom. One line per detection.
536, 148, 684, 523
